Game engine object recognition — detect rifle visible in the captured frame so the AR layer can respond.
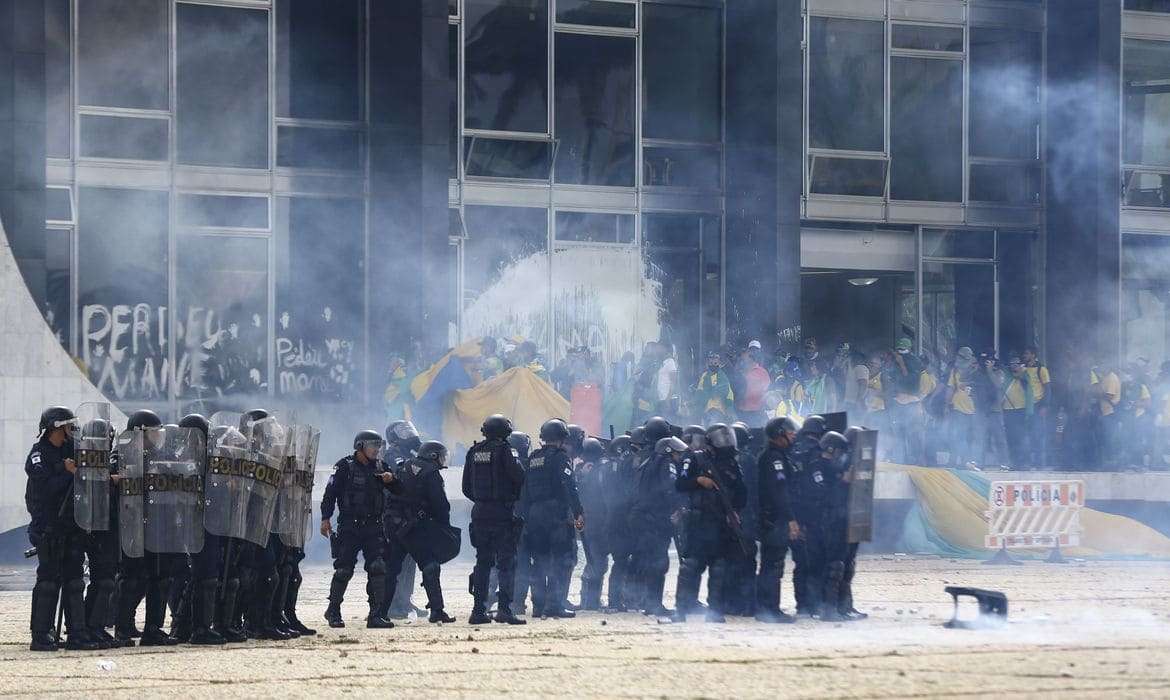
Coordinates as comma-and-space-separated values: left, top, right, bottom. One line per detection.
708, 465, 752, 558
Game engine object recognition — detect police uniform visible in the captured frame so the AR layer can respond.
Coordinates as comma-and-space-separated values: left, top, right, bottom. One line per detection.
577, 457, 612, 610
605, 445, 645, 610
723, 449, 759, 615
786, 435, 829, 616
518, 445, 582, 616
81, 443, 120, 645
756, 443, 796, 618
381, 456, 452, 617
462, 437, 525, 617
673, 450, 746, 618
25, 436, 90, 648
628, 452, 679, 615
322, 453, 389, 620
383, 441, 421, 618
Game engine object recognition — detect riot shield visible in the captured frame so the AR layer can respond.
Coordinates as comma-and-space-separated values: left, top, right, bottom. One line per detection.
277, 425, 320, 549
144, 426, 206, 555
846, 428, 879, 544
209, 411, 244, 431
73, 402, 113, 532
242, 418, 286, 546
117, 430, 145, 558
204, 426, 250, 541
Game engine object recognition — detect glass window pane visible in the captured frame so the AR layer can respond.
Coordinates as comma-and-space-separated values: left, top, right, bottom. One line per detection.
1123, 234, 1170, 367
277, 126, 363, 170
1127, 0, 1170, 10
1124, 169, 1170, 208
46, 0, 70, 158
891, 24, 963, 52
922, 229, 995, 259
465, 137, 553, 179
178, 4, 270, 168
177, 235, 269, 398
179, 194, 269, 229
643, 146, 720, 189
450, 23, 460, 178
643, 3, 721, 142
277, 198, 365, 400
277, 0, 362, 121
809, 18, 884, 152
555, 211, 634, 244
1124, 39, 1170, 167
970, 28, 1040, 160
45, 227, 71, 345
46, 187, 72, 223
464, 0, 549, 133
554, 33, 635, 186
450, 0, 459, 16
556, 0, 636, 28
969, 163, 1041, 205
79, 115, 169, 161
809, 157, 887, 197
891, 57, 963, 202
922, 262, 995, 361
462, 206, 549, 348
77, 188, 170, 401
77, 0, 169, 109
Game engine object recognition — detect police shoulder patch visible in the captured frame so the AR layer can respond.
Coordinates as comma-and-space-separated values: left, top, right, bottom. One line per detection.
813, 470, 824, 484
564, 467, 573, 477
511, 449, 520, 459
30, 451, 42, 465
773, 460, 783, 472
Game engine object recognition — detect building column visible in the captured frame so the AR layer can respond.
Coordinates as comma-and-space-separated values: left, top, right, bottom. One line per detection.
724, 0, 802, 349
1045, 0, 1122, 372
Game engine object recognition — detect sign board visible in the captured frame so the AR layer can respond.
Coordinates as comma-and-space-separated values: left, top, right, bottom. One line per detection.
985, 480, 1084, 550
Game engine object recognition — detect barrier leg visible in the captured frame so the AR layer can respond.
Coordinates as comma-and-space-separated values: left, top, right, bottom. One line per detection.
982, 545, 1022, 566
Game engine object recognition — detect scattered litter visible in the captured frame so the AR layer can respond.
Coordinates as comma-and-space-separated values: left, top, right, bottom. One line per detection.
96, 659, 116, 672
471, 647, 479, 654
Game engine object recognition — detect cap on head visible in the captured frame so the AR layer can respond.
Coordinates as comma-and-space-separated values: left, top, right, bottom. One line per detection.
896, 338, 913, 354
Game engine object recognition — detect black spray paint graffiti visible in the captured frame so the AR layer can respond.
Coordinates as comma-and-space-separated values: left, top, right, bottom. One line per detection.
275, 308, 357, 400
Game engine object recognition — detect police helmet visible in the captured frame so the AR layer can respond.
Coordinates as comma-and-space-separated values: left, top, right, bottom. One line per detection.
580, 437, 604, 463
765, 416, 799, 441
681, 425, 708, 450
628, 426, 647, 446
417, 440, 449, 467
643, 416, 672, 443
654, 436, 688, 456
179, 413, 210, 439
799, 415, 827, 438
84, 418, 111, 440
730, 422, 751, 450
386, 420, 420, 445
706, 423, 738, 452
353, 429, 384, 452
539, 418, 571, 444
507, 431, 532, 460
481, 414, 513, 440
567, 424, 586, 449
241, 408, 270, 430
819, 430, 851, 472
127, 409, 162, 431
38, 406, 76, 436
608, 434, 631, 457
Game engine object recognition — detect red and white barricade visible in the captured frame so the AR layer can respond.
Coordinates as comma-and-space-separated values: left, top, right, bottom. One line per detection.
985, 480, 1085, 550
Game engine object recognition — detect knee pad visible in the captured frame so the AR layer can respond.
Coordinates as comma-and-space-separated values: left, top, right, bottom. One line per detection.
366, 559, 386, 577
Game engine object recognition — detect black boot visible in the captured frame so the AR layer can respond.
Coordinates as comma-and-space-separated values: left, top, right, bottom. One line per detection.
62, 579, 101, 649
113, 578, 145, 646
325, 567, 351, 628
139, 578, 179, 646
215, 577, 247, 643
366, 614, 395, 629
429, 607, 456, 624
284, 574, 316, 636
85, 578, 116, 647
189, 580, 226, 645
249, 573, 291, 640
468, 604, 492, 625
170, 582, 193, 643
30, 580, 60, 652
324, 604, 345, 628
270, 568, 298, 638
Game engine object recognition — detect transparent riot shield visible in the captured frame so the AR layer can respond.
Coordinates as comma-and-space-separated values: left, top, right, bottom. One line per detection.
846, 428, 879, 544
73, 402, 113, 532
143, 426, 206, 555
204, 426, 250, 541
209, 411, 244, 431
277, 425, 319, 548
116, 430, 145, 558
242, 418, 286, 546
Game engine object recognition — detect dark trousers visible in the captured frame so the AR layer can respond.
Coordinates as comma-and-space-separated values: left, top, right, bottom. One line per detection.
31, 529, 86, 635
580, 529, 610, 609
791, 520, 825, 614
384, 538, 444, 614
721, 540, 757, 615
756, 526, 789, 614
676, 554, 727, 614
470, 518, 519, 613
1002, 408, 1030, 468
81, 530, 119, 632
329, 520, 387, 615
630, 528, 671, 612
117, 552, 183, 631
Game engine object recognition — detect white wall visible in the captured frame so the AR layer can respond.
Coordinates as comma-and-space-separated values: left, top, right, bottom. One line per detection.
0, 224, 125, 533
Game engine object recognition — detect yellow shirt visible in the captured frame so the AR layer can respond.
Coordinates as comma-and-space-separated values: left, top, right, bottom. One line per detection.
1025, 365, 1050, 402
1002, 376, 1029, 410
865, 374, 885, 412
948, 370, 976, 415
1091, 370, 1121, 416
1135, 384, 1153, 418
918, 370, 937, 399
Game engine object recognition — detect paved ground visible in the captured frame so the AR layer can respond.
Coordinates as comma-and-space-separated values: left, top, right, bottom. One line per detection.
0, 556, 1168, 698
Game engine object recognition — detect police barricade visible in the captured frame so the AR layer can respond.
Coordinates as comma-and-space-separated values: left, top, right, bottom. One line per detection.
846, 428, 878, 544
985, 479, 1085, 560
144, 426, 206, 555
275, 425, 319, 549
74, 402, 113, 532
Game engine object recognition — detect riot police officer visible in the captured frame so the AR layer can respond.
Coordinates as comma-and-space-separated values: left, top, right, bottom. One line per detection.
755, 416, 799, 623
521, 420, 585, 619
604, 432, 640, 612
462, 414, 526, 625
787, 415, 827, 616
506, 431, 534, 613
382, 441, 456, 624
817, 431, 865, 622
724, 422, 758, 616
576, 437, 610, 611
320, 430, 395, 629
672, 424, 746, 623
74, 409, 124, 648
175, 413, 226, 645
26, 406, 99, 651
629, 436, 687, 617
383, 420, 424, 619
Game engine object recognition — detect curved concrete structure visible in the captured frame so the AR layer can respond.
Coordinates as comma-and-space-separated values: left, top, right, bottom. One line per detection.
0, 221, 124, 533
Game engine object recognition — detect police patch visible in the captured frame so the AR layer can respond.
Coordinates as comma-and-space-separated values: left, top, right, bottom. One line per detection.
564, 467, 572, 477
30, 452, 41, 465
511, 449, 520, 459
813, 470, 824, 484
772, 460, 783, 472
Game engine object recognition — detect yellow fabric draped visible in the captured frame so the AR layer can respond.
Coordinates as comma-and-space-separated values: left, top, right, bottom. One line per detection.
410, 339, 483, 401
442, 367, 570, 448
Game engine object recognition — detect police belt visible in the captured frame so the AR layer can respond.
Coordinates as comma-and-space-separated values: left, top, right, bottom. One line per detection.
339, 514, 381, 528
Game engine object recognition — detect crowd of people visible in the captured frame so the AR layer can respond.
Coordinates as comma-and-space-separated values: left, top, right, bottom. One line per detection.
23, 401, 865, 652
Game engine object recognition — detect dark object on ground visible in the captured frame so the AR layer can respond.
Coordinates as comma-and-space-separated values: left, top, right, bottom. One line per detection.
944, 586, 1008, 629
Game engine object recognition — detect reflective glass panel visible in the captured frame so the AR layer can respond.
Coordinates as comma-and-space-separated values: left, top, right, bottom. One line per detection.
642, 3, 721, 142
891, 57, 963, 201
554, 33, 636, 186
464, 0, 549, 133
809, 17, 885, 152
77, 0, 169, 109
